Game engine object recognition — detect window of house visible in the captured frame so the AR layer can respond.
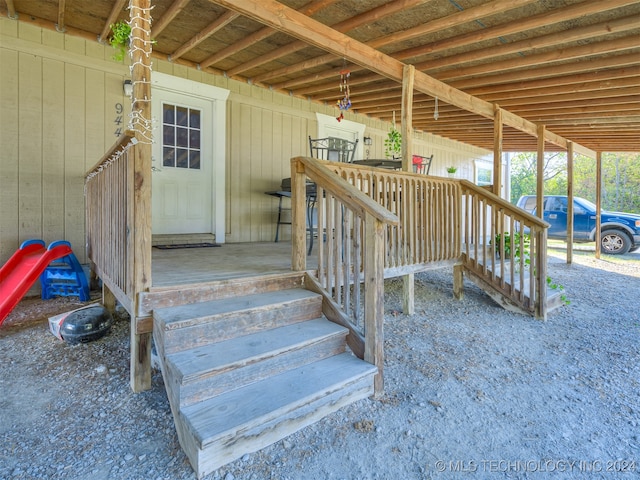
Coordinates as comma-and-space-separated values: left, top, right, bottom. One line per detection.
162, 103, 201, 169
476, 164, 493, 186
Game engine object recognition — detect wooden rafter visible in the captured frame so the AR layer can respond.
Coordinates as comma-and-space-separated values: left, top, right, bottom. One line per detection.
432, 37, 640, 82
226, 0, 428, 76
395, 0, 635, 61
450, 52, 640, 90
420, 17, 639, 73
251, 0, 536, 84
98, 0, 128, 43
197, 0, 339, 67
169, 10, 239, 62
210, 0, 598, 156
4, 0, 17, 18
56, 0, 66, 32
152, 0, 191, 37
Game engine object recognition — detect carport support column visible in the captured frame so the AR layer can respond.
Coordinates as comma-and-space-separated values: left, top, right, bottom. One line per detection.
536, 125, 546, 219
401, 64, 415, 315
493, 104, 503, 197
566, 141, 574, 264
595, 151, 603, 259
130, 0, 153, 393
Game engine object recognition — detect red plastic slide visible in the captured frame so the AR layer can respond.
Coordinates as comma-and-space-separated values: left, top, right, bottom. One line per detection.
0, 239, 73, 326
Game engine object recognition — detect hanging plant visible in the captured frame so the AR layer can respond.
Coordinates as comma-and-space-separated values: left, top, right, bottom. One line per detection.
384, 126, 402, 159
109, 20, 131, 62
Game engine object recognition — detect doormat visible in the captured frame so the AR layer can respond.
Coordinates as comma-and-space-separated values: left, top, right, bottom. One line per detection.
153, 243, 221, 250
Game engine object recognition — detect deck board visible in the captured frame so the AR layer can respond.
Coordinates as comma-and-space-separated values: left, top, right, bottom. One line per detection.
151, 241, 317, 288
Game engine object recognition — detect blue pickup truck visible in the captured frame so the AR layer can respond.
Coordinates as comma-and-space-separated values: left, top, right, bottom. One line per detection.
516, 195, 640, 255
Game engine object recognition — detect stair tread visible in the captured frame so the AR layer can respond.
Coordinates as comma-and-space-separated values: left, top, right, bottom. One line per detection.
167, 318, 347, 383
181, 352, 376, 448
155, 289, 319, 329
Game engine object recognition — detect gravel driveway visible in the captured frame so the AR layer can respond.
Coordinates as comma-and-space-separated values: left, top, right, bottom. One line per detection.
1, 250, 638, 480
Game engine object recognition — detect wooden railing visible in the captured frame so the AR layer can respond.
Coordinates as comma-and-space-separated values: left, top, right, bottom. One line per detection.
290, 157, 399, 395
324, 163, 461, 273
85, 131, 137, 313
458, 180, 550, 319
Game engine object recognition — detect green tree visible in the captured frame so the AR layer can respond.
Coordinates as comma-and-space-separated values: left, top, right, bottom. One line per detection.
510, 152, 640, 214
509, 152, 567, 203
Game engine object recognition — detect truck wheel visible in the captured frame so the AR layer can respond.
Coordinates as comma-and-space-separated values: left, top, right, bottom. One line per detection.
600, 230, 631, 255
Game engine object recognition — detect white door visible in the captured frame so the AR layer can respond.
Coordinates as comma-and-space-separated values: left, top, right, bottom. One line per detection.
315, 113, 365, 160
152, 90, 214, 234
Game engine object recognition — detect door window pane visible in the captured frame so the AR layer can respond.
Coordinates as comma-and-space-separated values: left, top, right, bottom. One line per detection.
161, 103, 202, 170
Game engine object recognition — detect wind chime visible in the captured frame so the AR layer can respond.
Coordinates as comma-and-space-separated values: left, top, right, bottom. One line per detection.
336, 66, 351, 122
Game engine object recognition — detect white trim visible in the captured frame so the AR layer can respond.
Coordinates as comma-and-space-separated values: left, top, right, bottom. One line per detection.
151, 72, 229, 243
315, 113, 365, 160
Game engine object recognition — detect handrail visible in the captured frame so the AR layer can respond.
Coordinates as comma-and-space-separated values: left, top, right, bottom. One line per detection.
299, 157, 399, 225
85, 130, 136, 178
322, 160, 462, 269
458, 180, 550, 319
290, 156, 398, 396
85, 132, 137, 314
459, 179, 549, 229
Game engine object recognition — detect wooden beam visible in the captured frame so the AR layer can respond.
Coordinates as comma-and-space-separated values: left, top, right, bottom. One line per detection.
416, 16, 639, 73
229, 0, 427, 77
4, 0, 17, 19
595, 152, 602, 259
433, 37, 640, 83
170, 11, 239, 62
152, 0, 191, 37
262, 0, 539, 87
536, 125, 545, 220
401, 64, 415, 317
129, 0, 153, 393
451, 53, 640, 91
364, 213, 385, 396
200, 0, 339, 69
395, 0, 636, 62
368, 0, 537, 50
56, 0, 66, 32
566, 141, 574, 264
211, 0, 594, 157
197, 24, 274, 66
401, 64, 415, 172
98, 0, 128, 43
273, 63, 354, 91
470, 69, 640, 100
493, 104, 503, 197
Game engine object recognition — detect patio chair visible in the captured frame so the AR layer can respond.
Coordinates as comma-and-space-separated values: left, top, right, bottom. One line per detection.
412, 154, 433, 175
308, 136, 358, 163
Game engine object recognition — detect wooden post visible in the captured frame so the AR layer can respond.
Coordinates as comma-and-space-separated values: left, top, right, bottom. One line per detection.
400, 64, 414, 172
535, 230, 548, 320
536, 125, 546, 220
402, 274, 414, 315
400, 64, 415, 315
453, 263, 464, 299
130, 0, 153, 393
364, 213, 385, 397
595, 151, 602, 259
535, 125, 547, 320
493, 104, 503, 197
291, 157, 307, 271
103, 282, 117, 314
566, 141, 574, 264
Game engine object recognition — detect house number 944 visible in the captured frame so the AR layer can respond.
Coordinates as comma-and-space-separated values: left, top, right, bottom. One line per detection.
114, 102, 124, 137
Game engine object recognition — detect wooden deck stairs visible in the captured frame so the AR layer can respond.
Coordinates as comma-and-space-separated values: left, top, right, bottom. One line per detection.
152, 279, 376, 478
462, 250, 566, 317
